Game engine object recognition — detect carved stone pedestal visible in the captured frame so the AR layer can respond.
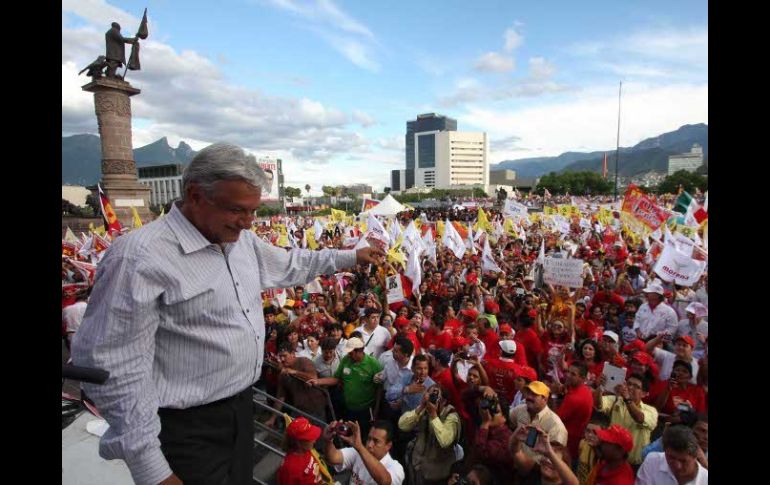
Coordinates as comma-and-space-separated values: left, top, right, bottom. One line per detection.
82, 78, 152, 225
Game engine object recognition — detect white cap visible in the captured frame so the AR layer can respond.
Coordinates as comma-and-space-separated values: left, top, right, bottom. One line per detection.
642, 282, 665, 295
685, 302, 708, 318
499, 340, 517, 354
602, 330, 619, 343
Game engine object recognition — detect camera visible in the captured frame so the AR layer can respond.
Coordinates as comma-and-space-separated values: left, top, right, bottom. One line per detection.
335, 423, 352, 437
676, 403, 693, 413
479, 396, 499, 414
429, 389, 440, 404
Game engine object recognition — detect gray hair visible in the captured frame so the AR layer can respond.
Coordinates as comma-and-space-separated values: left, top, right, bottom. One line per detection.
182, 143, 270, 199
662, 425, 699, 456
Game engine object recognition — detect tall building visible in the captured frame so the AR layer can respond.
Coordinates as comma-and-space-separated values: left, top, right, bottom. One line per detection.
668, 144, 704, 175
415, 131, 488, 189
403, 113, 457, 190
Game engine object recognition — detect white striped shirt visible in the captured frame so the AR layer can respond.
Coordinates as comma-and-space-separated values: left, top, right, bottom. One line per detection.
71, 203, 357, 485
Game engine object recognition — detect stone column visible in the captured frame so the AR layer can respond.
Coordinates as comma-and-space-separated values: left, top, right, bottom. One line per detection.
82, 78, 152, 226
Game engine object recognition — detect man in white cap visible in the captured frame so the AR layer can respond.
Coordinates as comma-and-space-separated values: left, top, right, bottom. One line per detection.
633, 282, 679, 340
599, 330, 627, 368
483, 340, 524, 406
675, 302, 708, 359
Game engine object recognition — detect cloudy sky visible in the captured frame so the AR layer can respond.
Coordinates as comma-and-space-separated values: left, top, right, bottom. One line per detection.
62, 0, 707, 194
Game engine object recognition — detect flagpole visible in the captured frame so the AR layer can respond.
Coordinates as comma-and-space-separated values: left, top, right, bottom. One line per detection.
614, 81, 622, 201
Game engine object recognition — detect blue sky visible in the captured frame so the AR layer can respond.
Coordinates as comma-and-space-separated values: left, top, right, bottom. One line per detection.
62, 0, 707, 193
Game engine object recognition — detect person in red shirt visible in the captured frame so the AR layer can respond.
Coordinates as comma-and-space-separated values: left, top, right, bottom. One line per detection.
569, 339, 604, 388
500, 324, 528, 366
591, 280, 626, 310
514, 311, 544, 367
553, 362, 594, 460
277, 417, 326, 484
598, 330, 626, 368
590, 424, 635, 485
650, 360, 706, 415
443, 306, 466, 340
477, 316, 500, 360
482, 341, 522, 407
421, 315, 452, 351
429, 348, 466, 419
539, 320, 572, 380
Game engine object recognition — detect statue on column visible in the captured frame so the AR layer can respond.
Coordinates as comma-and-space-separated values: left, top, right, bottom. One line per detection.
79, 9, 149, 80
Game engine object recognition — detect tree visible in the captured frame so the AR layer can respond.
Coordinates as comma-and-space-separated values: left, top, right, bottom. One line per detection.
284, 186, 302, 201
305, 184, 311, 196
85, 193, 101, 216
657, 170, 708, 194
472, 188, 488, 198
536, 170, 613, 195
383, 187, 391, 194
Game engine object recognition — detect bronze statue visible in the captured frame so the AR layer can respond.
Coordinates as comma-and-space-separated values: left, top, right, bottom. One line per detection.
104, 22, 137, 79
80, 9, 149, 81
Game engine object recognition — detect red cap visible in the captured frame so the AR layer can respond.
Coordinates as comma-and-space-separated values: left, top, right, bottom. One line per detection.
595, 424, 634, 453
499, 324, 514, 335
286, 417, 322, 442
484, 300, 500, 315
631, 351, 654, 367
460, 308, 479, 321
675, 335, 695, 347
623, 339, 646, 353
518, 366, 538, 382
527, 309, 538, 318
394, 316, 410, 328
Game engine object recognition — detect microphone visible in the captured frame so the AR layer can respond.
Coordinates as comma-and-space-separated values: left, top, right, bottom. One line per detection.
62, 364, 110, 384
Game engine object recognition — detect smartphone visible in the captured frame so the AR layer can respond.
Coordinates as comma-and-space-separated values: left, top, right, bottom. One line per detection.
525, 427, 539, 448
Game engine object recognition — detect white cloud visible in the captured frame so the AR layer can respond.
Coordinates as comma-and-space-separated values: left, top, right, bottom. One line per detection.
462, 82, 708, 162
504, 27, 523, 52
263, 0, 380, 71
474, 52, 515, 73
62, 0, 137, 28
352, 110, 376, 127
529, 57, 556, 80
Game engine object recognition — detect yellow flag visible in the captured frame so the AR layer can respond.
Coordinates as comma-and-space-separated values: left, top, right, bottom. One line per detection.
131, 206, 143, 228
275, 224, 287, 235
330, 208, 346, 223
159, 206, 165, 218
387, 235, 406, 267
436, 220, 445, 239
277, 233, 290, 247
305, 228, 318, 250
477, 207, 493, 232
543, 206, 556, 216
503, 218, 518, 237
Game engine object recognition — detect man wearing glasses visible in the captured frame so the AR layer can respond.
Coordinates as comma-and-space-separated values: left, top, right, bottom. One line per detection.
72, 143, 384, 485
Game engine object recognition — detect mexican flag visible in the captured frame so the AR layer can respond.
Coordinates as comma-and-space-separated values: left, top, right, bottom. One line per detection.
673, 191, 707, 226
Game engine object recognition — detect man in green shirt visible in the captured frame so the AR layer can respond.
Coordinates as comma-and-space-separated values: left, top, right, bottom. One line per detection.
310, 337, 383, 439
593, 372, 658, 466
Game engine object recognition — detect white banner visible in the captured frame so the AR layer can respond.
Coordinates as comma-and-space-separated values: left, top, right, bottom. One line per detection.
653, 239, 707, 287
543, 257, 585, 288
386, 275, 405, 304
504, 199, 529, 219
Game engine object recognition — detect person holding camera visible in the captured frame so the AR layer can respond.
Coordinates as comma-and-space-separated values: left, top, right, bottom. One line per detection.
398, 384, 461, 485
509, 381, 569, 461
508, 425, 579, 485
447, 464, 494, 485
650, 360, 706, 416
323, 419, 404, 485
473, 387, 516, 484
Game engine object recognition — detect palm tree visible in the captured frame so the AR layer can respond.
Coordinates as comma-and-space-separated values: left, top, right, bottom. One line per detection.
305, 184, 311, 196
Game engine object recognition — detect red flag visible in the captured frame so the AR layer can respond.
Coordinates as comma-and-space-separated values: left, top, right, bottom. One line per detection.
98, 184, 123, 235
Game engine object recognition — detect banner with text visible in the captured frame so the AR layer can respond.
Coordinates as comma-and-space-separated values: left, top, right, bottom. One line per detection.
543, 257, 585, 288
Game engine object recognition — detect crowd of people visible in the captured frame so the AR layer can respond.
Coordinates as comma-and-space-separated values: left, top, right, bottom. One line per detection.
63, 181, 708, 484
252, 194, 708, 484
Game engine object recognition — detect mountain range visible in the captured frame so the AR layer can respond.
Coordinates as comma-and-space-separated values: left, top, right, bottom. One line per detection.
62, 135, 197, 185
62, 123, 707, 185
492, 123, 708, 178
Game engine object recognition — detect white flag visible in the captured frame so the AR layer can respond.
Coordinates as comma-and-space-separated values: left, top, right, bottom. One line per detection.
388, 219, 403, 247
537, 238, 545, 265
366, 213, 391, 247
314, 219, 325, 241
504, 199, 529, 219
482, 237, 502, 273
443, 219, 466, 260
653, 238, 707, 287
405, 247, 422, 296
422, 226, 437, 265
305, 277, 324, 294
466, 223, 477, 255
402, 221, 424, 255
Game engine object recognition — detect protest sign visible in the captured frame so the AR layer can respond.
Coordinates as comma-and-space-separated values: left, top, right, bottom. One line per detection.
503, 199, 529, 219
653, 238, 707, 286
386, 274, 405, 304
543, 257, 585, 288
620, 184, 669, 236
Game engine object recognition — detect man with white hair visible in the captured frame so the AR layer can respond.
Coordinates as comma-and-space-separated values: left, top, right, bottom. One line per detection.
632, 282, 679, 340
73, 143, 384, 485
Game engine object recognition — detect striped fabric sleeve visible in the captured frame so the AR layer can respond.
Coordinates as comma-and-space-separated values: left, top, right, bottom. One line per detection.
71, 251, 171, 485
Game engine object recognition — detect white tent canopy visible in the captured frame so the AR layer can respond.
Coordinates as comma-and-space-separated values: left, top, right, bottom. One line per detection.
364, 194, 408, 217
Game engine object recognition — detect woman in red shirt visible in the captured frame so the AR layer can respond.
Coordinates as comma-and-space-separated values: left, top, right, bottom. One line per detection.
568, 339, 604, 387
